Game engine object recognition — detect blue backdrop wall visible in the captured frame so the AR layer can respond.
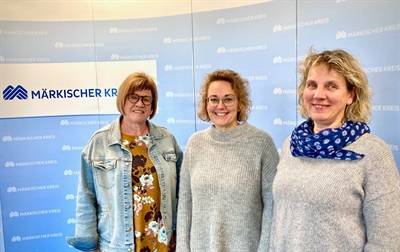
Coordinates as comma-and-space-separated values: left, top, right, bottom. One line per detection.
1, 0, 399, 251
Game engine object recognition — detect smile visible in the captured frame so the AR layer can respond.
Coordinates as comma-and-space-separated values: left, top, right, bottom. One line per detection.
313, 104, 330, 108
133, 110, 145, 114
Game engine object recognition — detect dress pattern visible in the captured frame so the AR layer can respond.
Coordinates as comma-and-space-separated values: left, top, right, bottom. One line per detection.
122, 133, 169, 252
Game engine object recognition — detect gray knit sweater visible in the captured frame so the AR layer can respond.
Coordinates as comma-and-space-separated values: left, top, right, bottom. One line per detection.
176, 122, 279, 252
270, 133, 400, 251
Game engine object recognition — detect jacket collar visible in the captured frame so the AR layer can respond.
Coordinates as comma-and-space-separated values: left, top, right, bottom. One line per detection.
148, 120, 165, 139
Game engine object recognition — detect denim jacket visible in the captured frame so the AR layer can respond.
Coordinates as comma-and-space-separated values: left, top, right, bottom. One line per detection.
66, 117, 182, 252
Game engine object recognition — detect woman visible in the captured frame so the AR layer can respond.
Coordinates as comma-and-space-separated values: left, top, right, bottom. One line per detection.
270, 49, 400, 251
67, 72, 182, 252
176, 69, 279, 251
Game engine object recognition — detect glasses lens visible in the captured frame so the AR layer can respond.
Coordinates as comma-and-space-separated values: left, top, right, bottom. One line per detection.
142, 96, 153, 105
128, 94, 139, 103
223, 96, 235, 106
208, 97, 219, 106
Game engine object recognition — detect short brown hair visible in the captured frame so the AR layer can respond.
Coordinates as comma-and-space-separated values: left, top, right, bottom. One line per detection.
197, 69, 251, 122
116, 72, 158, 119
298, 48, 372, 123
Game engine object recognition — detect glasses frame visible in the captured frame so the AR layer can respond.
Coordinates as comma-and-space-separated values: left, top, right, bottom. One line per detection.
205, 95, 237, 107
127, 93, 153, 106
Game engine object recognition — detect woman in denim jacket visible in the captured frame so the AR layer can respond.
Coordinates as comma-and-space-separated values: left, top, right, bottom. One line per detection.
67, 72, 183, 252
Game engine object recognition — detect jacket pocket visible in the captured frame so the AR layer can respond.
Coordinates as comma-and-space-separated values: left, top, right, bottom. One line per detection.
93, 160, 116, 189
162, 152, 178, 180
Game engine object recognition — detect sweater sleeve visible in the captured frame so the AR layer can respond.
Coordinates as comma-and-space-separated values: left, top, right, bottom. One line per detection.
362, 138, 400, 251
258, 136, 280, 251
176, 143, 193, 252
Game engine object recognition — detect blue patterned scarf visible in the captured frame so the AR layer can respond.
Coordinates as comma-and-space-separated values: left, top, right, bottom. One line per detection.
290, 120, 370, 160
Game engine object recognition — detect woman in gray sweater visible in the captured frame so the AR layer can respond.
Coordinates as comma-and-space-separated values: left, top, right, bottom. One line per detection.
176, 69, 279, 252
270, 49, 400, 251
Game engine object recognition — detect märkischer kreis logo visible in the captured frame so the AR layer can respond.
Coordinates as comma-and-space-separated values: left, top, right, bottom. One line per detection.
3, 85, 117, 100
3, 85, 28, 100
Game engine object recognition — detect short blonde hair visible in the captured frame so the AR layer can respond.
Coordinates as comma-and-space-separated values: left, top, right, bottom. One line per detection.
298, 48, 372, 123
116, 72, 158, 119
197, 69, 251, 122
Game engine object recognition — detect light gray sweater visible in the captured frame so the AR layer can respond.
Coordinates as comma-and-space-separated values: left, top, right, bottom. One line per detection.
176, 122, 279, 252
270, 133, 400, 251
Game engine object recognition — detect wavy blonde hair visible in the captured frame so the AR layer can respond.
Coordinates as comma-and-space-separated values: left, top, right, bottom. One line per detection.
197, 69, 251, 122
298, 48, 372, 123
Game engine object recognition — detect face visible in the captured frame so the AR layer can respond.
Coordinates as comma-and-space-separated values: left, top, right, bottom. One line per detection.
206, 80, 239, 131
303, 64, 354, 133
123, 89, 153, 125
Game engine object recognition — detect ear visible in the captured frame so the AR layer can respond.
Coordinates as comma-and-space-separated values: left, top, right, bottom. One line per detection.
347, 87, 356, 105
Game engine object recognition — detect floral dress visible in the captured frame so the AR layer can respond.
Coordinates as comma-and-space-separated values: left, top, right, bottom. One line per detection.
122, 133, 169, 252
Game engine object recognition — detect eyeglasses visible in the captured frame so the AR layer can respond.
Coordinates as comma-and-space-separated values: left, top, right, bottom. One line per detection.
206, 95, 236, 107
127, 93, 153, 106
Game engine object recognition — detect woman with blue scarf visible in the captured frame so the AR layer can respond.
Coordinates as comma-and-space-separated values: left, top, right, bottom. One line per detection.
269, 49, 400, 251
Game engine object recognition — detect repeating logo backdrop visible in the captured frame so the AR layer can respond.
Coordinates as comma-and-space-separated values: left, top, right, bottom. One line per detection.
1, 1, 399, 251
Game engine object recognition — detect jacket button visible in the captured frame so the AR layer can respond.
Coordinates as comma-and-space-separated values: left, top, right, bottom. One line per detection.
128, 249, 132, 252
125, 205, 131, 209
126, 227, 131, 231
125, 183, 129, 187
